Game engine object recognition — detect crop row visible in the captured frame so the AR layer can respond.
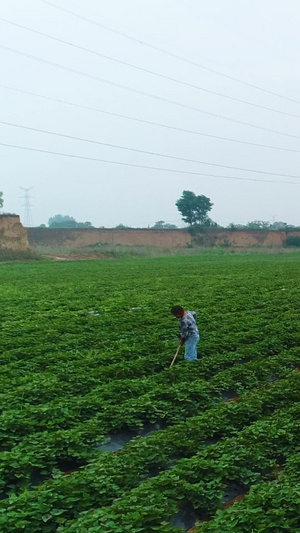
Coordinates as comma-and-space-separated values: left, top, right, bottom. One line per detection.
0, 306, 299, 390
1, 372, 299, 531
0, 332, 292, 411
2, 257, 298, 365
62, 404, 300, 533
1, 260, 298, 378
0, 350, 298, 493
0, 338, 290, 418
1, 276, 296, 368
1, 349, 298, 452
2, 256, 300, 533
195, 454, 300, 532
2, 403, 298, 532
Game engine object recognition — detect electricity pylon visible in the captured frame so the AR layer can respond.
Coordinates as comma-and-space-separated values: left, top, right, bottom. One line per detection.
20, 187, 34, 227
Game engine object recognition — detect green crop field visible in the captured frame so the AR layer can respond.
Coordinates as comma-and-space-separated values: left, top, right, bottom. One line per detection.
1, 253, 300, 532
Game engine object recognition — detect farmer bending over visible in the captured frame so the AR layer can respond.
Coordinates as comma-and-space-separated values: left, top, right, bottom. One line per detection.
171, 306, 200, 361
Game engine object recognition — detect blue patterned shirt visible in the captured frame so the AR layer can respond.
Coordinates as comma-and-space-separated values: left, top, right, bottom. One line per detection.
180, 311, 199, 340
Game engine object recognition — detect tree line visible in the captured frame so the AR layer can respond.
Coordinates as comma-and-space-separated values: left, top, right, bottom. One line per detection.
0, 189, 299, 230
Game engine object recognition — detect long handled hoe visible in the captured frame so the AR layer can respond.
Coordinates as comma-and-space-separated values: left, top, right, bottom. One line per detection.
169, 343, 181, 368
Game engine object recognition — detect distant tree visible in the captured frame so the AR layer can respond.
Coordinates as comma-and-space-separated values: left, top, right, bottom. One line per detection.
152, 220, 165, 229
227, 223, 245, 230
49, 221, 77, 228
39, 224, 46, 228
48, 214, 92, 228
228, 220, 299, 231
164, 222, 178, 229
48, 214, 76, 227
162, 223, 178, 229
205, 218, 220, 228
286, 236, 300, 247
286, 225, 300, 230
115, 223, 131, 229
152, 220, 178, 229
76, 221, 93, 228
246, 220, 270, 229
0, 191, 3, 208
269, 221, 288, 230
176, 191, 213, 226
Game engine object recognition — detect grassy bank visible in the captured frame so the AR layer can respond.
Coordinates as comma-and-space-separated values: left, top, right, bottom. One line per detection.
0, 249, 41, 262
31, 242, 300, 260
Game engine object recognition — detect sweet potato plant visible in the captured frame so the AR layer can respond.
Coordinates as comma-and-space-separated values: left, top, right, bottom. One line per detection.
0, 253, 299, 532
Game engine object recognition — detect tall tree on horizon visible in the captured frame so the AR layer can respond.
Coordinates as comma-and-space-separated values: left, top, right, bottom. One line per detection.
176, 191, 213, 226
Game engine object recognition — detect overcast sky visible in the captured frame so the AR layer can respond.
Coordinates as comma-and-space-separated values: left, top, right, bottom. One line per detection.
1, 0, 300, 228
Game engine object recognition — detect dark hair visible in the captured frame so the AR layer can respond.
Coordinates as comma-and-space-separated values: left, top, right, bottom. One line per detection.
171, 305, 184, 316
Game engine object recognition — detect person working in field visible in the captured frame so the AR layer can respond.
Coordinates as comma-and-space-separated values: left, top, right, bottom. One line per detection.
171, 306, 200, 361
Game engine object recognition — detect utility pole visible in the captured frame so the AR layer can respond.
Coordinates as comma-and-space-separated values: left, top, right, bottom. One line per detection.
20, 187, 34, 227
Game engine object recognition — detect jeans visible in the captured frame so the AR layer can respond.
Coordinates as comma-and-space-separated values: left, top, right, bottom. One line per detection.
185, 334, 200, 361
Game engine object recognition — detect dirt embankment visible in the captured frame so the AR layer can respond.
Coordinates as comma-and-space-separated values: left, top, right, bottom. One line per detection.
27, 228, 192, 248
27, 227, 300, 250
192, 229, 287, 247
0, 215, 30, 251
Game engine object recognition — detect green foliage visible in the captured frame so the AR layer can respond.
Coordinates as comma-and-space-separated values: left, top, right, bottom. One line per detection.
227, 220, 300, 231
0, 191, 3, 208
176, 191, 213, 226
269, 220, 288, 230
115, 223, 131, 229
246, 220, 270, 229
0, 255, 300, 531
48, 214, 76, 227
152, 221, 178, 229
197, 454, 300, 532
227, 223, 245, 230
285, 235, 300, 247
0, 249, 41, 262
76, 221, 93, 228
48, 405, 300, 532
48, 214, 93, 228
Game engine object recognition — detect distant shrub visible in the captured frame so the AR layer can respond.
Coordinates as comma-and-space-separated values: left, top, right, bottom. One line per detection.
285, 236, 300, 247
221, 239, 231, 248
0, 249, 41, 262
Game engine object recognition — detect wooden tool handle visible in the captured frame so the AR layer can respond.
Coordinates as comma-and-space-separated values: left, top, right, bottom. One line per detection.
169, 344, 181, 368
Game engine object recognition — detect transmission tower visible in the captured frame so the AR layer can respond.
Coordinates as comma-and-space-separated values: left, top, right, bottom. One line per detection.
20, 187, 34, 227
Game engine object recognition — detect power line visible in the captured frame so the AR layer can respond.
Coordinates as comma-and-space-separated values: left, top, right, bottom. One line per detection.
1, 45, 300, 141
2, 119, 300, 180
1, 16, 299, 120
39, 0, 300, 106
2, 84, 300, 154
0, 141, 299, 185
